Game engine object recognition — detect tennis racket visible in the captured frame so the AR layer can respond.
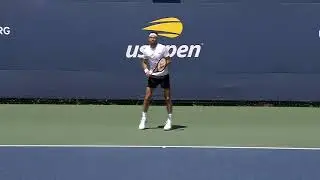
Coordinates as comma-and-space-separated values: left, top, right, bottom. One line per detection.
152, 58, 168, 73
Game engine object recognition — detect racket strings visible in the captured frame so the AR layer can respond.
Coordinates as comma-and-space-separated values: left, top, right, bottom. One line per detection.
154, 59, 167, 73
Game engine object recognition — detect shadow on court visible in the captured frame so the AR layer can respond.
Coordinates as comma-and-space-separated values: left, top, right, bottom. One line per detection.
146, 125, 187, 131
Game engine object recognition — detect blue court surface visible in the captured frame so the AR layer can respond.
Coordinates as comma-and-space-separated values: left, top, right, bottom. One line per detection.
0, 145, 320, 180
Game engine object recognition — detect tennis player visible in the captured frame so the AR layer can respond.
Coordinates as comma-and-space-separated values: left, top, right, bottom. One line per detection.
139, 32, 172, 130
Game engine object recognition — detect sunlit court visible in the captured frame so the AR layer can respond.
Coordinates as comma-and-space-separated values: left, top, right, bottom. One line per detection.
1, 0, 320, 179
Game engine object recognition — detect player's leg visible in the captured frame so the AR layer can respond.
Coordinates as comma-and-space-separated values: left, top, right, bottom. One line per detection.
161, 75, 172, 130
164, 88, 172, 115
142, 87, 153, 115
139, 87, 153, 130
163, 88, 172, 130
139, 77, 157, 130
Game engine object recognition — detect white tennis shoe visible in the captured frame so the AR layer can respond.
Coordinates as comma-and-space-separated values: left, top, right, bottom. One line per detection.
139, 115, 172, 130
163, 119, 172, 130
139, 117, 147, 130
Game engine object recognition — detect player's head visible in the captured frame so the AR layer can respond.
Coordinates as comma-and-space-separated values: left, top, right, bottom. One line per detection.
148, 32, 158, 46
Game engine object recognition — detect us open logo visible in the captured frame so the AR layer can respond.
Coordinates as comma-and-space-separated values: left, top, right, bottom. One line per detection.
126, 17, 203, 59
142, 17, 183, 38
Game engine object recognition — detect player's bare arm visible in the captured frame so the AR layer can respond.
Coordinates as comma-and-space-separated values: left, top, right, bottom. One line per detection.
141, 58, 151, 76
141, 58, 148, 69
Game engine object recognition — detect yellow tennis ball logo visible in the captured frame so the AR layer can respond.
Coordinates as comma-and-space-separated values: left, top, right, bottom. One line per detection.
142, 17, 183, 38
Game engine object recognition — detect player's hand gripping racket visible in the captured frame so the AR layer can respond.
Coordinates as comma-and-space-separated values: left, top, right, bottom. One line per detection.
152, 58, 168, 73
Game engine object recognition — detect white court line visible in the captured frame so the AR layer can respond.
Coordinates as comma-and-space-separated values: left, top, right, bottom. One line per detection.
0, 145, 319, 150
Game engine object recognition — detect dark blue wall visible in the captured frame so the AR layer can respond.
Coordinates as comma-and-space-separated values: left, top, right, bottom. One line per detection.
1, 0, 320, 100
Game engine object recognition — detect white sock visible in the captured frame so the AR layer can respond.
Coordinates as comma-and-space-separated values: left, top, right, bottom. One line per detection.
142, 112, 147, 118
168, 114, 172, 120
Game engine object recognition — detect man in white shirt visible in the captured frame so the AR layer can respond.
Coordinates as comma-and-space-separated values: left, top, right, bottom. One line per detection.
139, 32, 173, 130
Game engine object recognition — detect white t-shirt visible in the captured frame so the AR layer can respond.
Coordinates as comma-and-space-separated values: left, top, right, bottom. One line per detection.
141, 43, 170, 77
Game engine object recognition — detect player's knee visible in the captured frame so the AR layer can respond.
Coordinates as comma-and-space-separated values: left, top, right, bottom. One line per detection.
164, 96, 171, 102
145, 92, 152, 100
144, 96, 151, 102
